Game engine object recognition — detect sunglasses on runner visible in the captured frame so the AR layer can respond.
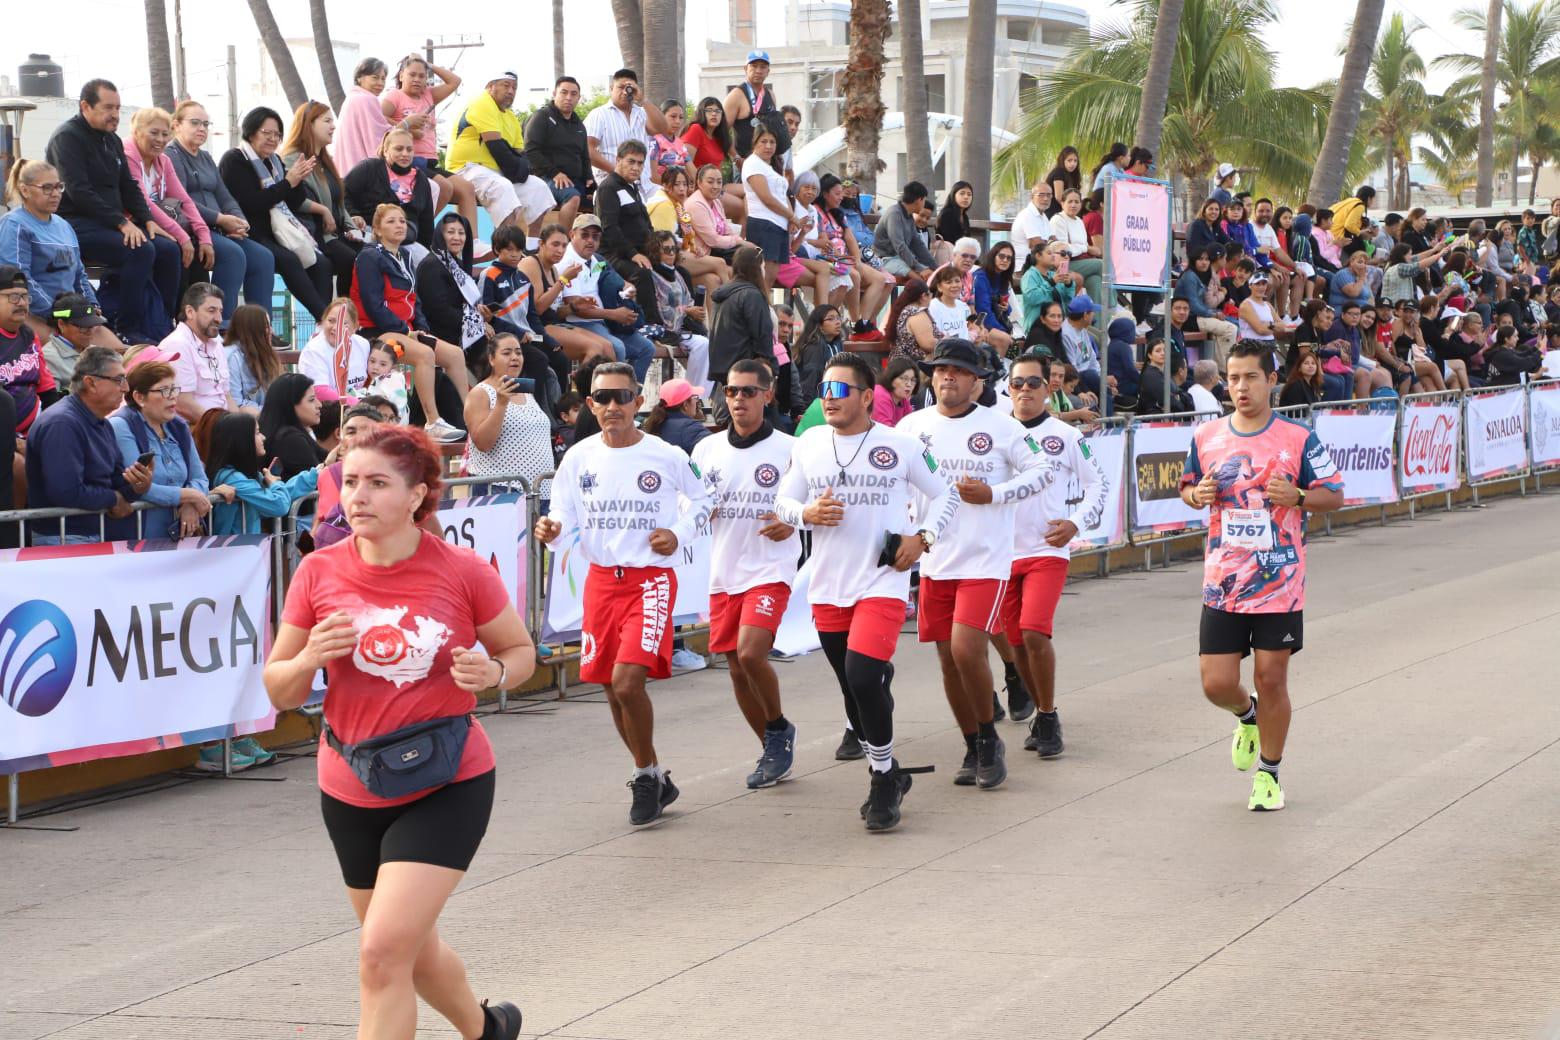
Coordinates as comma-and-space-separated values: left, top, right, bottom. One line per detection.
722, 384, 765, 398
1008, 376, 1047, 389
819, 380, 862, 399
589, 388, 636, 405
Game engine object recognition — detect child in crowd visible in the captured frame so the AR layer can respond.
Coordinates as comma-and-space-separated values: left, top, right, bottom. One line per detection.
365, 340, 410, 423
205, 411, 320, 536
551, 391, 581, 463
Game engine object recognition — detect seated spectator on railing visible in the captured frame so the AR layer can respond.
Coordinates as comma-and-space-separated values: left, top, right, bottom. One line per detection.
344, 128, 435, 253
869, 356, 917, 427
39, 293, 108, 386
1185, 199, 1231, 261
520, 222, 615, 367
788, 172, 841, 309
1010, 182, 1054, 269
971, 242, 1016, 352
380, 55, 478, 229
1166, 296, 1192, 368
588, 69, 671, 192
283, 101, 367, 297
689, 164, 744, 263
1292, 298, 1335, 353
1062, 294, 1104, 396
1133, 339, 1188, 418
559, 214, 656, 382
224, 303, 281, 412
1486, 323, 1543, 384
351, 204, 425, 338
161, 282, 235, 423
1188, 359, 1222, 414
1321, 300, 1365, 400
1173, 245, 1236, 369
647, 230, 713, 393
476, 223, 565, 397
366, 342, 412, 422
416, 212, 490, 364
169, 102, 276, 323
259, 372, 326, 480
1328, 185, 1375, 252
936, 181, 974, 264
523, 76, 592, 231
1044, 147, 1080, 217
927, 265, 973, 340
642, 377, 711, 455
447, 69, 559, 238
220, 106, 334, 320
298, 297, 369, 397
815, 173, 889, 338
886, 277, 937, 362
1220, 197, 1258, 260
792, 303, 845, 411
595, 140, 662, 302
1090, 142, 1130, 192
650, 100, 695, 176
205, 410, 318, 535
649, 165, 730, 297
1049, 189, 1103, 304
462, 332, 556, 500
1280, 346, 1323, 406
1329, 247, 1374, 314
109, 355, 219, 540
739, 127, 796, 288
1022, 241, 1076, 342
333, 58, 397, 173
1380, 240, 1445, 305
1027, 299, 1067, 359
0, 267, 62, 437
874, 180, 936, 281
0, 161, 123, 352
47, 79, 182, 343
707, 244, 776, 389
681, 98, 745, 220
124, 107, 214, 283
1390, 297, 1446, 392
25, 345, 152, 543
1106, 315, 1141, 403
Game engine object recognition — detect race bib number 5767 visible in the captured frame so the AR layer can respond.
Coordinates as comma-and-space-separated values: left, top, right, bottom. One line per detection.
1222, 508, 1273, 551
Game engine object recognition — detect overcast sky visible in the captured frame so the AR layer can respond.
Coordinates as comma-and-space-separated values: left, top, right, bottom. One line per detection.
2, 0, 1474, 125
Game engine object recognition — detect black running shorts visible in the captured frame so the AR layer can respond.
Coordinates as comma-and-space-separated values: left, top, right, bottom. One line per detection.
1199, 605, 1303, 658
320, 770, 495, 889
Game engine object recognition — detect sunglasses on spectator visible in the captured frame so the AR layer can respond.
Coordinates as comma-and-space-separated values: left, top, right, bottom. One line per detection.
1008, 376, 1047, 390
590, 388, 636, 405
819, 380, 863, 399
723, 384, 765, 399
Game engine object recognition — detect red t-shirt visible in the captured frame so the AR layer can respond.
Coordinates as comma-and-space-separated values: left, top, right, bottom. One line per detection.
680, 123, 729, 170
1082, 210, 1104, 242
281, 530, 508, 807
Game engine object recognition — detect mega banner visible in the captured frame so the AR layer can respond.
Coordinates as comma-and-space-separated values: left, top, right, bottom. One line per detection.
1399, 398, 1462, 495
434, 491, 528, 614
1529, 381, 1560, 470
1068, 424, 1128, 551
1107, 175, 1173, 290
1313, 410, 1399, 505
1129, 421, 1209, 535
0, 539, 273, 770
1465, 387, 1528, 481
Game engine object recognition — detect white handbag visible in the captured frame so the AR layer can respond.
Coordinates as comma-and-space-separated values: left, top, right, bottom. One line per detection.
270, 206, 319, 268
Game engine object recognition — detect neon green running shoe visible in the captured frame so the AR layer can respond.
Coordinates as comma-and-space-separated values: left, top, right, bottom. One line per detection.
1231, 715, 1259, 772
1248, 770, 1285, 812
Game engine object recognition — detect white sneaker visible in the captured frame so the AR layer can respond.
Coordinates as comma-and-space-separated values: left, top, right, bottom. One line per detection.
424, 418, 466, 443
670, 648, 708, 671
472, 237, 494, 261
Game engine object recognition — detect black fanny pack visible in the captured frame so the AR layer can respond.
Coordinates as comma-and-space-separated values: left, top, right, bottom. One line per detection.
324, 714, 472, 799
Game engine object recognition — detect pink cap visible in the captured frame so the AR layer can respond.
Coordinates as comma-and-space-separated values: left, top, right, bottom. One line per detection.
658, 378, 705, 407
123, 346, 181, 373
313, 384, 343, 403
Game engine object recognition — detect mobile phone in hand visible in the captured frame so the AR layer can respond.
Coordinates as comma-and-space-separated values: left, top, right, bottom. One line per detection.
414, 331, 437, 347
693, 286, 707, 306
136, 451, 156, 469
266, 457, 282, 475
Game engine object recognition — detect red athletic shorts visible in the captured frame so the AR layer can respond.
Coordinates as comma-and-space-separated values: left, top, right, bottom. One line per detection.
811, 597, 904, 661
708, 582, 791, 654
579, 564, 677, 684
917, 576, 1008, 643
1002, 555, 1068, 642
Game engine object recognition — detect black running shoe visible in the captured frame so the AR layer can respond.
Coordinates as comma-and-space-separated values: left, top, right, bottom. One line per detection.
1006, 673, 1035, 722
991, 690, 1006, 723
659, 770, 680, 812
1024, 713, 1043, 751
628, 773, 669, 825
835, 727, 865, 761
864, 763, 912, 831
482, 1000, 523, 1040
1033, 711, 1064, 758
954, 745, 978, 786
975, 734, 1007, 789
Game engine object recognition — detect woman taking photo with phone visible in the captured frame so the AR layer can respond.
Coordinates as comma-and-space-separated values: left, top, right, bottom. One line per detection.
266, 424, 534, 1040
463, 332, 554, 501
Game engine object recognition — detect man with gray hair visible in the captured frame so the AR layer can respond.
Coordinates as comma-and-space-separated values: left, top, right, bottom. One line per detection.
162, 281, 236, 422
25, 345, 151, 543
1189, 358, 1223, 414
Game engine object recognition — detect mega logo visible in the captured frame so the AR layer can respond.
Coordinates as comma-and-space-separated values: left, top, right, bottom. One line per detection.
0, 600, 77, 717
1401, 409, 1457, 479
88, 597, 262, 686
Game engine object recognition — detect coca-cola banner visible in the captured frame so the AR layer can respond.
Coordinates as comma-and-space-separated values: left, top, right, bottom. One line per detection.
1528, 382, 1560, 470
1465, 387, 1528, 481
1398, 399, 1461, 495
1313, 410, 1399, 504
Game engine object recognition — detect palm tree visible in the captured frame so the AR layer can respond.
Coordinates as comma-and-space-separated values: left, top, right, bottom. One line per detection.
554, 0, 566, 80
309, 0, 345, 112
1134, 0, 1185, 157
1308, 0, 1385, 207
641, 0, 679, 107
247, 0, 307, 111
997, 0, 1334, 214
1358, 14, 1431, 209
1420, 89, 1480, 203
843, 0, 892, 193
1480, 0, 1502, 206
899, 0, 935, 186
144, 0, 176, 111
610, 0, 645, 77
960, 0, 998, 220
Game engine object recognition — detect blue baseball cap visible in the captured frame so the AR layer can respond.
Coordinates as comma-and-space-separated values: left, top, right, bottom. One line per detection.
746, 50, 771, 64
1067, 293, 1101, 316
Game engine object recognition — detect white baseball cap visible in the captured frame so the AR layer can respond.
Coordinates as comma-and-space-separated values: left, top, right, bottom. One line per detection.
488, 69, 519, 84
1216, 162, 1237, 180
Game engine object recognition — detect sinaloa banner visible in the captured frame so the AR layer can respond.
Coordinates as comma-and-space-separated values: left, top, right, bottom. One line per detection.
1529, 382, 1560, 469
1465, 387, 1528, 481
1069, 425, 1128, 550
1399, 399, 1461, 494
1130, 421, 1209, 535
1313, 410, 1399, 505
0, 540, 272, 770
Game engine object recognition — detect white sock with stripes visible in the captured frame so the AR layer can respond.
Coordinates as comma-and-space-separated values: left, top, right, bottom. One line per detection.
865, 741, 894, 774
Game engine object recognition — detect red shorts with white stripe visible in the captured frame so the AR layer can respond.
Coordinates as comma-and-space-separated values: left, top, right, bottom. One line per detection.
811, 597, 905, 661
579, 564, 677, 684
1002, 555, 1069, 642
708, 582, 792, 654
916, 576, 1008, 643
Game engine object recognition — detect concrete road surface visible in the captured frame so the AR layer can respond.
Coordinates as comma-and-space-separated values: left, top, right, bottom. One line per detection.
6, 493, 1560, 1040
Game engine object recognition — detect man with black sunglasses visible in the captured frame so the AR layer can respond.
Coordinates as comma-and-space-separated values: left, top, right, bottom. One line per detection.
899, 340, 1055, 790
692, 359, 800, 790
535, 362, 713, 825
774, 352, 960, 831
1001, 353, 1109, 758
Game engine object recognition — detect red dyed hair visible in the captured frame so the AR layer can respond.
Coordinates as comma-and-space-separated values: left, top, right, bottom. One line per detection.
350, 425, 443, 521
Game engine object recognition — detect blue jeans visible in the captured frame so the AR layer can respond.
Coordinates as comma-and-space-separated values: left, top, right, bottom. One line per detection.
571, 319, 656, 383
31, 533, 100, 546
208, 231, 277, 322
72, 221, 181, 341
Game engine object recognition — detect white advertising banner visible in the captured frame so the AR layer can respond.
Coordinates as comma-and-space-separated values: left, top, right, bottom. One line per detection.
435, 492, 528, 613
771, 557, 823, 658
1465, 387, 1529, 480
1529, 383, 1560, 469
1399, 400, 1461, 494
1313, 410, 1399, 505
542, 514, 713, 640
0, 541, 272, 764
1129, 422, 1209, 534
1068, 426, 1128, 551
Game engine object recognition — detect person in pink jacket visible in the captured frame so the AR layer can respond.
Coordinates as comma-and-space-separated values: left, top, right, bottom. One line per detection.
124, 107, 213, 271
689, 164, 744, 261
333, 58, 402, 173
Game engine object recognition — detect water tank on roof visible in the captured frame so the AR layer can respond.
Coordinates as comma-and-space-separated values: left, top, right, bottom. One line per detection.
19, 54, 64, 99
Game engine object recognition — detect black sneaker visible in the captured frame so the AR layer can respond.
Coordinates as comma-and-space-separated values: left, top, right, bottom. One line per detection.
864, 763, 911, 831
991, 691, 1007, 723
659, 770, 680, 812
1023, 713, 1043, 751
954, 744, 978, 786
976, 734, 1007, 789
481, 1000, 523, 1040
835, 727, 864, 761
1005, 672, 1035, 722
628, 771, 677, 825
1033, 711, 1064, 758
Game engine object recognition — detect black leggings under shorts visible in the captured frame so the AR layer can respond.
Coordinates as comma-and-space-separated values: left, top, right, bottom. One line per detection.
320, 770, 495, 889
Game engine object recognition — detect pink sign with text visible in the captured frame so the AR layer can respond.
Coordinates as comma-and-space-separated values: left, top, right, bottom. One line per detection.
1108, 177, 1172, 289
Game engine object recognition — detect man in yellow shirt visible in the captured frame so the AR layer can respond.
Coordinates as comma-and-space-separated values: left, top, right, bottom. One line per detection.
1328, 185, 1375, 247
448, 70, 559, 239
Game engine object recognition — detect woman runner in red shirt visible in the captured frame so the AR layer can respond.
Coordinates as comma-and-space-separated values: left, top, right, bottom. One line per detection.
265, 425, 535, 1040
